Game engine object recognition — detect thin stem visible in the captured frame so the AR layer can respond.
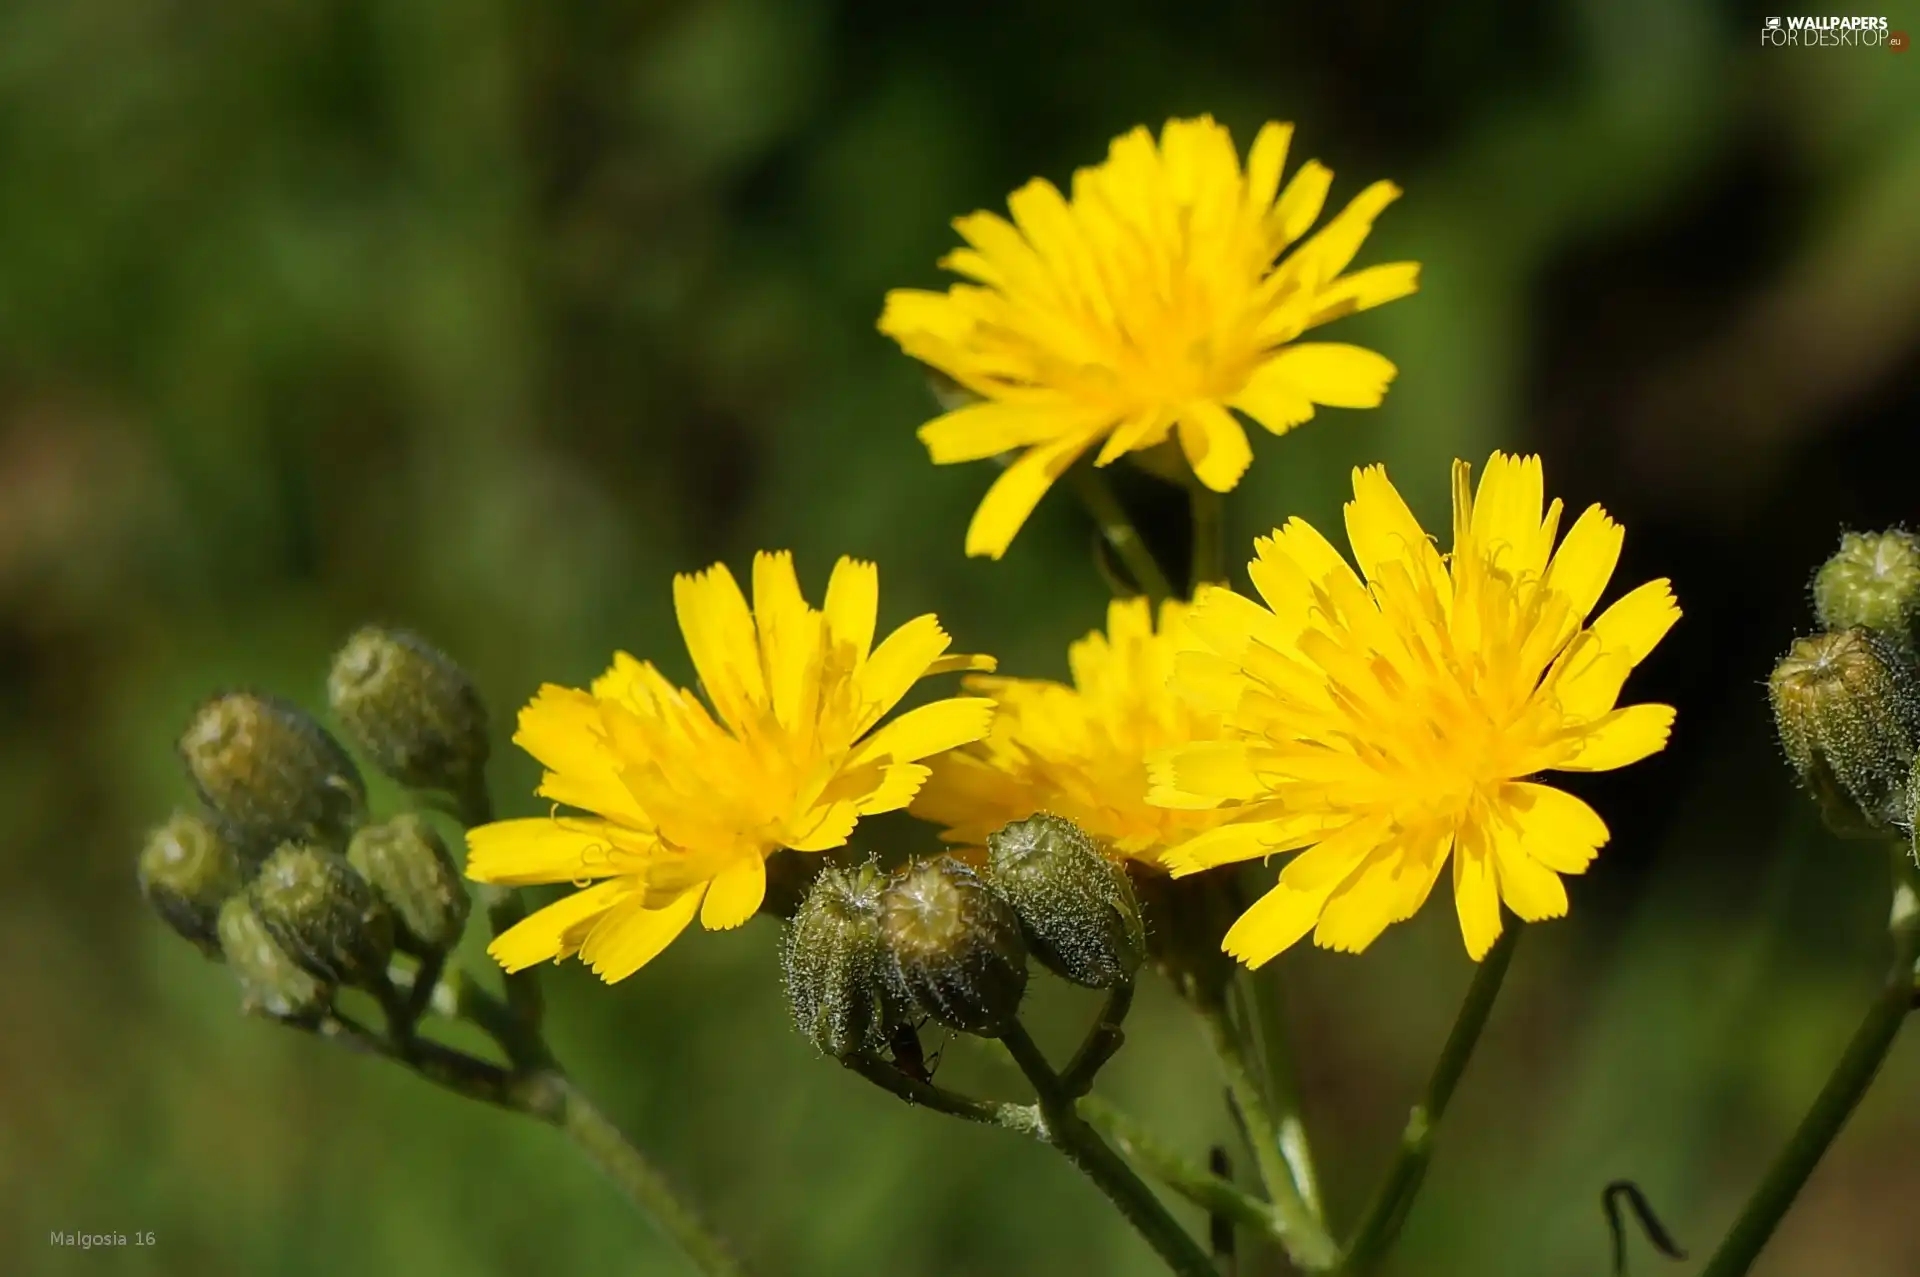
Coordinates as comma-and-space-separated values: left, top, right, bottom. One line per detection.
1002, 1022, 1223, 1277
1698, 845, 1920, 1277
1062, 979, 1136, 1097
1240, 967, 1325, 1222
1197, 999, 1339, 1269
842, 1053, 1038, 1132
1068, 465, 1174, 602
1339, 924, 1522, 1275
1187, 478, 1227, 592
535, 1072, 749, 1277
1080, 1095, 1284, 1238
403, 950, 447, 1026
452, 776, 547, 1035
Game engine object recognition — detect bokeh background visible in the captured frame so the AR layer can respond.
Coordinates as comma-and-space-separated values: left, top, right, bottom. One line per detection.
5, 1, 1920, 1273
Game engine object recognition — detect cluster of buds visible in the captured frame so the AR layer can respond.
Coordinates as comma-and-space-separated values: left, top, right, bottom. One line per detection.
782, 813, 1144, 1068
138, 628, 487, 1020
1771, 529, 1920, 840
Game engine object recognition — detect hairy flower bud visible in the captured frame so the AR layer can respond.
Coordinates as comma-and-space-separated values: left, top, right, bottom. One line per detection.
217, 895, 329, 1019
783, 863, 901, 1060
179, 693, 365, 855
328, 627, 490, 803
882, 857, 1028, 1038
1814, 529, 1920, 654
138, 810, 245, 957
346, 814, 470, 956
1770, 628, 1920, 836
251, 842, 394, 987
987, 813, 1144, 989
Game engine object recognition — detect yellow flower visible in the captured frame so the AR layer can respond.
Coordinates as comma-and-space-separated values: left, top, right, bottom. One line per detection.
912, 596, 1229, 865
1149, 454, 1680, 965
465, 551, 996, 983
880, 114, 1419, 560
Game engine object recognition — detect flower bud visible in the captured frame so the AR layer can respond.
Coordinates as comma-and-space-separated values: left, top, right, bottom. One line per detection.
137, 810, 245, 957
987, 813, 1144, 989
178, 693, 365, 855
250, 842, 394, 987
1770, 628, 1920, 836
1814, 529, 1920, 653
882, 856, 1028, 1038
328, 627, 490, 800
217, 895, 330, 1019
346, 814, 470, 956
782, 863, 901, 1060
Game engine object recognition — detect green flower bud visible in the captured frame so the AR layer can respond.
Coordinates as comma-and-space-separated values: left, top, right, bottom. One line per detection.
1770, 628, 1920, 837
328, 627, 490, 801
179, 693, 365, 855
1814, 529, 1920, 654
346, 814, 470, 956
987, 813, 1145, 989
782, 862, 903, 1060
250, 842, 394, 987
882, 857, 1028, 1038
217, 895, 330, 1019
137, 810, 245, 957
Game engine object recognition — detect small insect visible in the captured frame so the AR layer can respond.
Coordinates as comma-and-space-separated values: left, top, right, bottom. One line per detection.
886, 1019, 944, 1084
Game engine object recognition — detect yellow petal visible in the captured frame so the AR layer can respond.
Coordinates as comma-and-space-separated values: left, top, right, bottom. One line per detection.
1223, 877, 1338, 967
1541, 505, 1623, 624
1498, 782, 1609, 874
1155, 741, 1264, 804
785, 800, 861, 852
824, 556, 879, 664
1269, 159, 1332, 249
925, 652, 998, 676
852, 697, 996, 767
964, 428, 1103, 560
1345, 463, 1445, 594
1293, 178, 1401, 283
1468, 452, 1545, 571
1162, 820, 1280, 874
1489, 818, 1569, 922
1452, 827, 1503, 960
1176, 400, 1255, 492
1556, 703, 1676, 773
754, 550, 823, 735
1312, 846, 1412, 953
1230, 364, 1316, 437
1249, 343, 1397, 412
579, 884, 706, 982
1244, 121, 1294, 212
700, 856, 767, 931
1589, 579, 1681, 668
1308, 262, 1420, 325
673, 560, 768, 730
466, 817, 652, 885
854, 761, 933, 815
919, 400, 1077, 464
487, 879, 637, 973
855, 613, 951, 736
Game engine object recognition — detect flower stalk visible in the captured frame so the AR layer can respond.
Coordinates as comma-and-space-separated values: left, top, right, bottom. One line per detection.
1067, 464, 1174, 602
1337, 924, 1521, 1274
1697, 843, 1920, 1277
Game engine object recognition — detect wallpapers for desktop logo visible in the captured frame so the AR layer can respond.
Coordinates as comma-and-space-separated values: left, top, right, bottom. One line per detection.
1760, 15, 1902, 47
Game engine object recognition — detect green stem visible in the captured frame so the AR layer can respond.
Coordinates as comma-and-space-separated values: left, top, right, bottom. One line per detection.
528, 1072, 749, 1277
1339, 924, 1521, 1275
449, 775, 546, 1035
1081, 1095, 1285, 1238
842, 1053, 1038, 1132
1240, 968, 1323, 1221
1002, 1022, 1223, 1277
1187, 478, 1227, 592
1062, 979, 1136, 1097
1197, 999, 1338, 1268
1698, 845, 1920, 1277
1068, 465, 1174, 602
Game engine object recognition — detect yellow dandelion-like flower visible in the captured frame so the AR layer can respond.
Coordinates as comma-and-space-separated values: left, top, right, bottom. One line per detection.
911, 596, 1230, 866
1148, 453, 1680, 965
465, 551, 996, 983
880, 114, 1420, 560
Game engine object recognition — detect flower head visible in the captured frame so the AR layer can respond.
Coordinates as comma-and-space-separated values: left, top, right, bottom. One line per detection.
880, 114, 1419, 559
1150, 454, 1680, 964
911, 596, 1230, 865
466, 552, 996, 983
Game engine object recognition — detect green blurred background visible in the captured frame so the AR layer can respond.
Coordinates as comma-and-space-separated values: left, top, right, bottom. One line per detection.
5, 0, 1920, 1272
